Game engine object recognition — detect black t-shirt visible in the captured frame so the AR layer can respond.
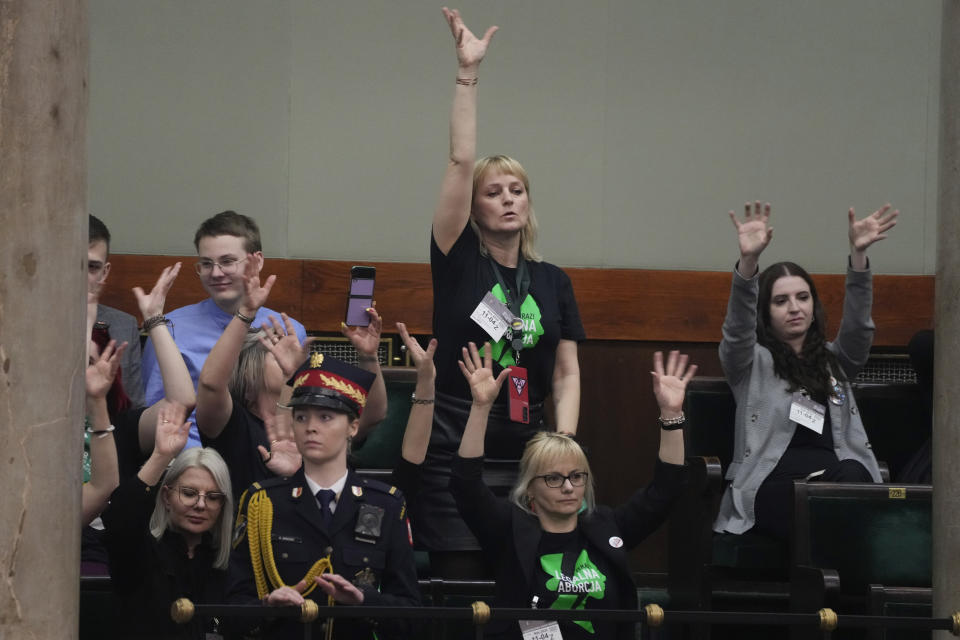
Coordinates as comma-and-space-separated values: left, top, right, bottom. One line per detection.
200, 400, 272, 501
431, 225, 586, 406
531, 528, 619, 639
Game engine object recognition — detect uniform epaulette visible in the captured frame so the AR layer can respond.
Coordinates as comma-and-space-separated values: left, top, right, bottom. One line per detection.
357, 476, 404, 500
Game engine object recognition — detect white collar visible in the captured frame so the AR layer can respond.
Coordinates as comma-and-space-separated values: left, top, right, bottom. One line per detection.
304, 470, 349, 501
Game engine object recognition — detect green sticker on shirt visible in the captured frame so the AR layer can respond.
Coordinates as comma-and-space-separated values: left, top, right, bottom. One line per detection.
487, 283, 544, 367
540, 549, 607, 634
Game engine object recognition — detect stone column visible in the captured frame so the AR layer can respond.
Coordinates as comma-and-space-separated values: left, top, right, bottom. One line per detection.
0, 1, 88, 638
935, 1, 960, 637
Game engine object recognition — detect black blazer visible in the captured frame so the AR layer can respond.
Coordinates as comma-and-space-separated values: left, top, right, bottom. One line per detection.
229, 467, 420, 639
451, 455, 685, 639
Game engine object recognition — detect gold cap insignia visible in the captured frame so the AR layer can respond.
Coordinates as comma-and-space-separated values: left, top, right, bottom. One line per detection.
310, 352, 325, 368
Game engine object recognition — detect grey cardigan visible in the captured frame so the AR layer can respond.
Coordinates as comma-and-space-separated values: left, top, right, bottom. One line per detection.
713, 265, 882, 534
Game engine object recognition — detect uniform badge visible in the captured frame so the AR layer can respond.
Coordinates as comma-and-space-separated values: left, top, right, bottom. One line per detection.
352, 485, 363, 497
353, 567, 377, 588
354, 504, 385, 543
292, 487, 303, 499
608, 536, 624, 549
406, 518, 413, 547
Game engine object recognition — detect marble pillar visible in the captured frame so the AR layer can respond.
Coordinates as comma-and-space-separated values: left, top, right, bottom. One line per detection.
0, 1, 88, 638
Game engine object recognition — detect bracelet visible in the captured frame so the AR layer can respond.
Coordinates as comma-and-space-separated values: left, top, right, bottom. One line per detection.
357, 353, 379, 364
142, 315, 171, 332
235, 310, 255, 324
455, 76, 478, 86
410, 392, 435, 405
658, 412, 686, 430
86, 424, 116, 439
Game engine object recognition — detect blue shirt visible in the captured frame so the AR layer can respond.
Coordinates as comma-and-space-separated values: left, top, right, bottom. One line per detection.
140, 297, 307, 448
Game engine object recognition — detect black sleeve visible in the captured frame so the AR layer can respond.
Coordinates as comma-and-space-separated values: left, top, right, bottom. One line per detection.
102, 475, 158, 590
450, 455, 513, 553
613, 459, 687, 549
114, 407, 148, 480
200, 403, 268, 499
556, 267, 586, 342
391, 457, 422, 504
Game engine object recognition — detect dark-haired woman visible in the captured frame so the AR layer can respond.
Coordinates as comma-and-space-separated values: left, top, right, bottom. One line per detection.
713, 201, 899, 540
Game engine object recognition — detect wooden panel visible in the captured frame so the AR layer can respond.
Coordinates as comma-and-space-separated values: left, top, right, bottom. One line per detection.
100, 254, 934, 347
300, 261, 433, 335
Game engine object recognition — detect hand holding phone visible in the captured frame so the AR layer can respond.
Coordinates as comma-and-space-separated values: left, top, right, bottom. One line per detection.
345, 266, 376, 327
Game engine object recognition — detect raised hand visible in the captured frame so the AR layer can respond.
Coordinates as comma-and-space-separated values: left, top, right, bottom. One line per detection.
848, 204, 899, 252
133, 262, 181, 321
729, 201, 773, 259
153, 400, 191, 459
260, 313, 314, 379
442, 7, 498, 70
258, 407, 302, 477
238, 257, 276, 317
341, 305, 382, 358
315, 573, 364, 605
651, 350, 698, 418
397, 322, 437, 382
86, 339, 128, 399
458, 341, 510, 407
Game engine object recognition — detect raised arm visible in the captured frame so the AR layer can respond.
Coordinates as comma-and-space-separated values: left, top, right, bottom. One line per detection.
341, 306, 387, 437
196, 259, 275, 439
432, 7, 499, 253
848, 203, 898, 271
456, 340, 511, 459
720, 202, 773, 383
132, 263, 196, 452
397, 322, 437, 465
651, 350, 697, 465
82, 339, 126, 526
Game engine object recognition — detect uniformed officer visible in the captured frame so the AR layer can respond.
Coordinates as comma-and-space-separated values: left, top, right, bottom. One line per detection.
228, 354, 420, 639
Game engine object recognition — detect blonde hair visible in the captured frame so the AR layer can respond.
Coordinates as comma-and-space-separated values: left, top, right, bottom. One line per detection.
510, 432, 595, 516
470, 155, 542, 262
149, 447, 234, 570
229, 328, 268, 406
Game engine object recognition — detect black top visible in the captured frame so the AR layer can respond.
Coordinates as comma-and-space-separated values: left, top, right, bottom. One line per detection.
532, 529, 620, 639
431, 225, 585, 406
451, 454, 685, 639
200, 400, 271, 502
102, 475, 227, 639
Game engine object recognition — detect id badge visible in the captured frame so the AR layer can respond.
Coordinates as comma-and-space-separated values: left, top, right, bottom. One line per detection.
508, 366, 530, 424
789, 393, 826, 434
519, 619, 563, 640
470, 292, 514, 341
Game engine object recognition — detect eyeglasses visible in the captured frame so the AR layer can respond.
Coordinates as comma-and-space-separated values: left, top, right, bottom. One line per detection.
175, 485, 226, 508
535, 471, 589, 488
194, 256, 249, 276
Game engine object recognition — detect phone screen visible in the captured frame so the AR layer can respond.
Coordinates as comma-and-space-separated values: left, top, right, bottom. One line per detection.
346, 276, 375, 326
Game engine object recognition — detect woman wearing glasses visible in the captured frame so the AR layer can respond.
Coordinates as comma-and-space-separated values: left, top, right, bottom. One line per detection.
451, 343, 694, 639
102, 402, 233, 639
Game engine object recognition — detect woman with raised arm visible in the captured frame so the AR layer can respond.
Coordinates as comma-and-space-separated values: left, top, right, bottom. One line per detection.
714, 202, 899, 540
195, 260, 386, 501
83, 338, 125, 527
102, 402, 233, 640
422, 7, 586, 574
451, 343, 693, 640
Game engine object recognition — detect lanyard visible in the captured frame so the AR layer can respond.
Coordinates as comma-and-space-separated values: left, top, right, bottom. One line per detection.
488, 253, 531, 358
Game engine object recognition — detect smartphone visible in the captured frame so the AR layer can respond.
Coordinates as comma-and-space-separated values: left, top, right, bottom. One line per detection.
345, 266, 376, 327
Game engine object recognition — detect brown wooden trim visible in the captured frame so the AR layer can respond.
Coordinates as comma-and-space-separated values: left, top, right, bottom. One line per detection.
100, 255, 933, 347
